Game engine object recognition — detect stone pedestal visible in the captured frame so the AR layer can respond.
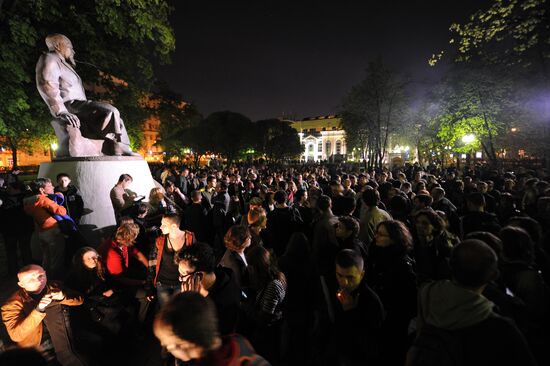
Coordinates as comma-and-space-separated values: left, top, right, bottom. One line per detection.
38, 156, 157, 245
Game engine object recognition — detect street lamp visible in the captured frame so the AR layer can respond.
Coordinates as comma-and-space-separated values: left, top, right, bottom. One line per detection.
462, 134, 475, 144
49, 142, 58, 159
461, 134, 476, 167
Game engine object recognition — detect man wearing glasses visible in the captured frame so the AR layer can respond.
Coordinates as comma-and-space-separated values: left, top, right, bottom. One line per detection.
176, 242, 240, 335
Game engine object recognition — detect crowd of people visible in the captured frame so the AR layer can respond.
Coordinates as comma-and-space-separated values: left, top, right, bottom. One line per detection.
1, 161, 549, 365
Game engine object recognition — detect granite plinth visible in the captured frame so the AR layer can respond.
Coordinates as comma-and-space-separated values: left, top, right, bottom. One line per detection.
38, 157, 156, 245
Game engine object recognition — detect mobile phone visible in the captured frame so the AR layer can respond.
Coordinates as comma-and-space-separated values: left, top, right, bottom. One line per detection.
134, 195, 145, 202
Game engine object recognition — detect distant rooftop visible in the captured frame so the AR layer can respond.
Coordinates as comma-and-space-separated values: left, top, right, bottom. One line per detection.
290, 115, 342, 132
301, 114, 340, 121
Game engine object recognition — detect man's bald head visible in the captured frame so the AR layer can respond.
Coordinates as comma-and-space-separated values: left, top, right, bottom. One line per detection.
17, 265, 47, 294
45, 34, 71, 51
450, 239, 498, 289
45, 34, 75, 66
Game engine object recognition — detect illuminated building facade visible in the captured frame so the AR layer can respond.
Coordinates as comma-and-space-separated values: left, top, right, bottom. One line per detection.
290, 115, 347, 162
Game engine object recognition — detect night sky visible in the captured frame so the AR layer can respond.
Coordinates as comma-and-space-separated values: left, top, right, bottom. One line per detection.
155, 0, 490, 121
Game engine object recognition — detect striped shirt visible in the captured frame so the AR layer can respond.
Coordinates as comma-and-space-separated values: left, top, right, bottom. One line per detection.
256, 278, 286, 315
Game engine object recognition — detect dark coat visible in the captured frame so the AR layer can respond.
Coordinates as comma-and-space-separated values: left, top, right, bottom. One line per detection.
265, 206, 302, 257
54, 184, 84, 223
413, 232, 455, 283
209, 266, 241, 335
367, 245, 417, 364
460, 211, 501, 238
183, 203, 210, 242
333, 278, 385, 365
219, 249, 248, 290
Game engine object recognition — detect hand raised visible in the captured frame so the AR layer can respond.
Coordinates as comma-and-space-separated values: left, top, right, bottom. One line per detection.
37, 294, 53, 311
103, 289, 114, 298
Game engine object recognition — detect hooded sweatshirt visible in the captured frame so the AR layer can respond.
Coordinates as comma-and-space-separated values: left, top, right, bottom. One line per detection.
419, 280, 494, 330
417, 280, 538, 366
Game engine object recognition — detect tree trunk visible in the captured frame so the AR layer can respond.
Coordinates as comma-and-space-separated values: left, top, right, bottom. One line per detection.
11, 146, 17, 169
7, 138, 18, 169
479, 140, 497, 167
193, 154, 200, 169
477, 91, 498, 163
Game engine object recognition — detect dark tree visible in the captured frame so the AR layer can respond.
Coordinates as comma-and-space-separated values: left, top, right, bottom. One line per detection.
254, 119, 303, 162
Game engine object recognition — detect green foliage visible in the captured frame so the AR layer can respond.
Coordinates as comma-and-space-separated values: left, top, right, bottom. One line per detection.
0, 0, 176, 165
431, 0, 549, 75
421, 65, 518, 165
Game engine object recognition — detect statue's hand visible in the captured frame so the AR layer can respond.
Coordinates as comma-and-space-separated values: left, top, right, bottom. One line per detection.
59, 112, 81, 128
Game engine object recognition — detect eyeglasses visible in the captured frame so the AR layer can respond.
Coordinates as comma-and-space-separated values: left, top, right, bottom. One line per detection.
162, 342, 191, 354
178, 271, 197, 282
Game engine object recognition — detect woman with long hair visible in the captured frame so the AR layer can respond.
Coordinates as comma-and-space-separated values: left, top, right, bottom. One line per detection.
98, 222, 149, 323
66, 247, 124, 336
245, 246, 287, 364
68, 247, 109, 294
368, 220, 417, 366
247, 206, 267, 250
413, 208, 455, 283
146, 187, 168, 225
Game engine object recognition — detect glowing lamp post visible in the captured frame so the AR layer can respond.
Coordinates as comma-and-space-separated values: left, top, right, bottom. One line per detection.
461, 134, 475, 144
461, 134, 476, 166
50, 142, 58, 159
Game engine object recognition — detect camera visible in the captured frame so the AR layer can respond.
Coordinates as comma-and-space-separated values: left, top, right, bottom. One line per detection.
46, 282, 62, 296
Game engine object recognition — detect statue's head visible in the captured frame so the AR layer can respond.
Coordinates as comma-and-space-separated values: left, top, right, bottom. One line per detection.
45, 34, 75, 66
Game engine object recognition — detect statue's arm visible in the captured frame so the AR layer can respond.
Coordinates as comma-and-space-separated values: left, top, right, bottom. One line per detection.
37, 55, 69, 117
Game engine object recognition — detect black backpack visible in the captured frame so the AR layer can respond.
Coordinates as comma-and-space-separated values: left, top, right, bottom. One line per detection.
407, 324, 464, 366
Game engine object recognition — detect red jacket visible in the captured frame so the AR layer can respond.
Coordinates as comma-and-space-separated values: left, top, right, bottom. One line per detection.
99, 239, 141, 276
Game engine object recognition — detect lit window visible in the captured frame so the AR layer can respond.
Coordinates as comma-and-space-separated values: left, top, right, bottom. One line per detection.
336, 140, 342, 154
318, 142, 322, 152
326, 141, 331, 154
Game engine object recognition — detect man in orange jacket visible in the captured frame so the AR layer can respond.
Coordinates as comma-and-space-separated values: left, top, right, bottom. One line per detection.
1, 265, 85, 365
24, 178, 68, 279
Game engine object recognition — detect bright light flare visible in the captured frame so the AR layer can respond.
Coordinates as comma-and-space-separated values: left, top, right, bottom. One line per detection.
462, 134, 476, 144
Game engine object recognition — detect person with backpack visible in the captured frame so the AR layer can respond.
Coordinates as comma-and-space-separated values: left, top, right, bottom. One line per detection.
407, 239, 537, 366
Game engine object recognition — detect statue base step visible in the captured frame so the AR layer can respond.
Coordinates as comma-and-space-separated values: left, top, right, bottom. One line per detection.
38, 158, 157, 246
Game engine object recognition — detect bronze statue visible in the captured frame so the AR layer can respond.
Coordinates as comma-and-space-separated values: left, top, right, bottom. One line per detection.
36, 34, 139, 157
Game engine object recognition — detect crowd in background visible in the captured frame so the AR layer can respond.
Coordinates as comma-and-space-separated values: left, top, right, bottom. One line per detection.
0, 161, 549, 365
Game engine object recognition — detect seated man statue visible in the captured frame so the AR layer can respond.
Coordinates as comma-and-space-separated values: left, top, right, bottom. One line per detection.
36, 33, 139, 157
